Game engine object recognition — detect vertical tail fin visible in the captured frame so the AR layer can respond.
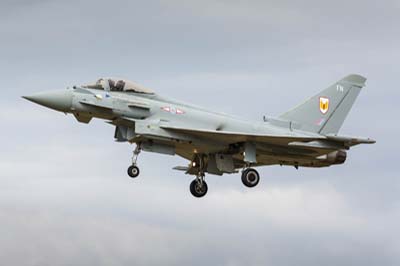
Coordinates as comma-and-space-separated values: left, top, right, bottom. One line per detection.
279, 74, 367, 135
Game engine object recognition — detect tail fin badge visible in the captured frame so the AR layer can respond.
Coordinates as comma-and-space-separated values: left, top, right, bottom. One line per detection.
319, 97, 330, 114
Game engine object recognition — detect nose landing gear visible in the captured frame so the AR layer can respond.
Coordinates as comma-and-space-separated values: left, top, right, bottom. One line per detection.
127, 144, 141, 178
127, 165, 140, 178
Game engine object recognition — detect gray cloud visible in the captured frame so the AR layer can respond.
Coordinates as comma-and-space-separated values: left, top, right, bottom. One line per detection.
0, 178, 398, 266
0, 0, 399, 265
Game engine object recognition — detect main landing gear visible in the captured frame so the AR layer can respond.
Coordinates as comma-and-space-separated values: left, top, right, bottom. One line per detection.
189, 167, 260, 198
189, 154, 208, 198
127, 145, 141, 178
190, 175, 208, 198
241, 168, 260, 188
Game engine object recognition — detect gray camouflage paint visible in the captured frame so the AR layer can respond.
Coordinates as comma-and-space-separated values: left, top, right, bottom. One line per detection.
23, 74, 374, 176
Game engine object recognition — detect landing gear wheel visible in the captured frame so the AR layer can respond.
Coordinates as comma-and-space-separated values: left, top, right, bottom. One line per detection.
190, 179, 208, 198
241, 168, 260, 188
127, 165, 140, 178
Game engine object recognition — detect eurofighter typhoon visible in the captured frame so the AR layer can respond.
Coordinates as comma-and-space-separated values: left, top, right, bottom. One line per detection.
23, 74, 375, 197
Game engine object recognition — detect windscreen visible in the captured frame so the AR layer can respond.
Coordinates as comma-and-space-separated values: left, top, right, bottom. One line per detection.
82, 78, 154, 94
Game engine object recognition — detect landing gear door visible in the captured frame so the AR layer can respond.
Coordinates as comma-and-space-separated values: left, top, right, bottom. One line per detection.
215, 154, 236, 173
244, 142, 257, 164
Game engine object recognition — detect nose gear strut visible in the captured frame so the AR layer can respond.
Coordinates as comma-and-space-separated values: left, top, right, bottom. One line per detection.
127, 144, 141, 178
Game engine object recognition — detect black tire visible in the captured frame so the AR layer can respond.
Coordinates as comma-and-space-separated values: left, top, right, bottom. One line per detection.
127, 165, 140, 178
190, 179, 208, 198
241, 168, 260, 188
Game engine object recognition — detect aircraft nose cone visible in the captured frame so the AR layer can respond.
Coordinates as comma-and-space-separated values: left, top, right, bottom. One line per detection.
23, 89, 73, 112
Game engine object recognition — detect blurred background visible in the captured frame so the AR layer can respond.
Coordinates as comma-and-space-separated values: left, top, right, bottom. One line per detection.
0, 0, 399, 265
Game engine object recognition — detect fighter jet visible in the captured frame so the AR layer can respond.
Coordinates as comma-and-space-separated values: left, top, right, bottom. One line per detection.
23, 74, 375, 197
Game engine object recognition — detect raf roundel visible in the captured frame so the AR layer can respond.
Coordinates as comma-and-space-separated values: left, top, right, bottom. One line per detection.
161, 106, 185, 115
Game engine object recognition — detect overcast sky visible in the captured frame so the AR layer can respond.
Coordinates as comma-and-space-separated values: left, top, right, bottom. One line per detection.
0, 0, 399, 265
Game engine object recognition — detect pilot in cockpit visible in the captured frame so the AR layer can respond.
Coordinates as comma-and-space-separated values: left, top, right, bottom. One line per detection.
82, 78, 154, 94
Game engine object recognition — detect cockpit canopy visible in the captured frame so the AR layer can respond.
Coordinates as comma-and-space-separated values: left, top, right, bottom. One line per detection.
82, 78, 154, 94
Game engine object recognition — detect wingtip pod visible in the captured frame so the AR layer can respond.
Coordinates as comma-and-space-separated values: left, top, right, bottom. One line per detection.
325, 134, 376, 145
341, 74, 367, 87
